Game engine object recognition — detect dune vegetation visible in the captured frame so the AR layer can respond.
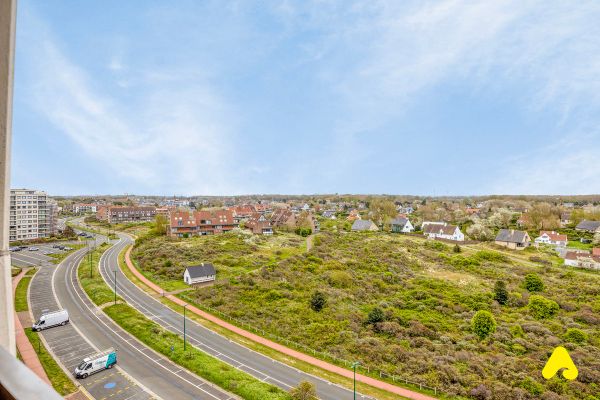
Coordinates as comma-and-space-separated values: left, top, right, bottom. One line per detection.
133, 230, 600, 399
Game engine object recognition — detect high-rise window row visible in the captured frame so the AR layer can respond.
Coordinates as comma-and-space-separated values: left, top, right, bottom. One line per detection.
9, 189, 58, 241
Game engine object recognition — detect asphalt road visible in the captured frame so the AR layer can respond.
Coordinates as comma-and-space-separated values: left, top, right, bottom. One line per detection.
29, 248, 153, 400
102, 234, 375, 400
31, 244, 238, 400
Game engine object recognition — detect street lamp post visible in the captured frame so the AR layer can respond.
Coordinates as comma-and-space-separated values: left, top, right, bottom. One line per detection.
351, 361, 360, 400
183, 304, 188, 351
113, 269, 117, 304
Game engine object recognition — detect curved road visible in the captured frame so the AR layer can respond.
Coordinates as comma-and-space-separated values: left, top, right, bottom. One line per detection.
101, 234, 376, 400
31, 242, 237, 400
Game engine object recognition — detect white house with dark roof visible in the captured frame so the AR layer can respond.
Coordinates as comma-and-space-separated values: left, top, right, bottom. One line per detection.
183, 263, 216, 286
423, 223, 464, 241
390, 217, 414, 233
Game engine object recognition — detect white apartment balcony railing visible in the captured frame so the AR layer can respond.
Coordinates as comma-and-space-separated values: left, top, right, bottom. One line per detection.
0, 345, 63, 400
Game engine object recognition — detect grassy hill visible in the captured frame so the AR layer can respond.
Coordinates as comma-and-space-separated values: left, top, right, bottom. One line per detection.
132, 230, 600, 399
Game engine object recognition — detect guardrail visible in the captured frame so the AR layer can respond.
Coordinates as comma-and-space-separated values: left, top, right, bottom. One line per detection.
178, 294, 440, 397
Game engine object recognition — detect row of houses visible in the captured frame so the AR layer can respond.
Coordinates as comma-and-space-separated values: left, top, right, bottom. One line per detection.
351, 218, 467, 241
166, 207, 321, 238
494, 229, 569, 250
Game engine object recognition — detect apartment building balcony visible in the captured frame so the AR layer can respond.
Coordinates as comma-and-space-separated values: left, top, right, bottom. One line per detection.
0, 346, 62, 400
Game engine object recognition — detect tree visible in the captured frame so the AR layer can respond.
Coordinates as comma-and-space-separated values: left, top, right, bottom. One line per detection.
526, 202, 560, 230
493, 281, 508, 305
369, 198, 397, 227
471, 310, 497, 339
593, 232, 600, 246
289, 381, 316, 400
466, 222, 494, 241
523, 273, 544, 292
528, 295, 559, 319
367, 307, 385, 324
453, 244, 462, 253
153, 214, 168, 235
488, 208, 514, 229
62, 225, 76, 238
310, 291, 326, 312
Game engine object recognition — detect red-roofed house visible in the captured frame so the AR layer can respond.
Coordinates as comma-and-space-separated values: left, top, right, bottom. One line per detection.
347, 209, 361, 222
270, 208, 296, 228
535, 231, 568, 247
564, 250, 600, 270
168, 210, 236, 237
245, 213, 273, 235
229, 205, 256, 223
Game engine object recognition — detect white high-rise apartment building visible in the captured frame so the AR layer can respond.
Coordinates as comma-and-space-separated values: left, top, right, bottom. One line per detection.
9, 189, 57, 242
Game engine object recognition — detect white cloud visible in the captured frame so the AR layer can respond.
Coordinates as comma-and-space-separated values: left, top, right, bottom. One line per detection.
273, 0, 600, 193
24, 36, 242, 195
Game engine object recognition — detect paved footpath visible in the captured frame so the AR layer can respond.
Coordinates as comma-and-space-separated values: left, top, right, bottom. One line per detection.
124, 246, 438, 400
12, 268, 52, 385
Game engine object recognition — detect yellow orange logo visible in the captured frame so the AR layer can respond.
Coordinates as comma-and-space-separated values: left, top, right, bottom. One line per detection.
542, 346, 578, 380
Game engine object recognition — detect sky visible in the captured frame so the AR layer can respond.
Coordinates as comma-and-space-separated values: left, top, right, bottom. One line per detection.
11, 0, 600, 196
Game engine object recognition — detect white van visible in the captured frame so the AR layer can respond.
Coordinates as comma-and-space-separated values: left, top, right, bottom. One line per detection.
74, 348, 117, 379
32, 309, 69, 331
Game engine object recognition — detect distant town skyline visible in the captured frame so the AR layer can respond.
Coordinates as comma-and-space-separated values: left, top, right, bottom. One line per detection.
11, 1, 600, 196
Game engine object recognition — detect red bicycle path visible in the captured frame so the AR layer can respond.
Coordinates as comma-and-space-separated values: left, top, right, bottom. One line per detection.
124, 246, 438, 400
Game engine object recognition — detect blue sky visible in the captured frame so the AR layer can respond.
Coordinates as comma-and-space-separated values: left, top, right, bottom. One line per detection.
11, 1, 600, 196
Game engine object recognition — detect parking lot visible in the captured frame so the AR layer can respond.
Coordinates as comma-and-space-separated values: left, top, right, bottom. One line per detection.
10, 242, 81, 268
29, 250, 153, 400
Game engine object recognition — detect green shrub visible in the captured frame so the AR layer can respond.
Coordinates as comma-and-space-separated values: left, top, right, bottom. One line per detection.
423, 241, 448, 251
473, 251, 508, 263
310, 291, 326, 312
327, 271, 353, 288
520, 377, 543, 396
523, 273, 544, 292
510, 324, 524, 338
295, 228, 312, 237
289, 381, 316, 400
564, 328, 587, 344
511, 343, 526, 355
528, 295, 559, 319
471, 310, 497, 339
367, 307, 386, 325
493, 280, 508, 305
453, 244, 462, 253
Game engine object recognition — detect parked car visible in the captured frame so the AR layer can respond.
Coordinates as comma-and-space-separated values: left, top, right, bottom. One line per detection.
28, 247, 39, 251
63, 246, 72, 251
9, 246, 21, 252
52, 244, 61, 248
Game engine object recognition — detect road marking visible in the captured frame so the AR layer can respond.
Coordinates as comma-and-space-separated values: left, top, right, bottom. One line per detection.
71, 239, 226, 400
